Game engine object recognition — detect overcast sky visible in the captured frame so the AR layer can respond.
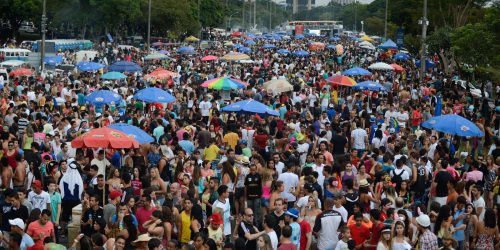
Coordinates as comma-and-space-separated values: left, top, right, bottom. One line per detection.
316, 0, 374, 5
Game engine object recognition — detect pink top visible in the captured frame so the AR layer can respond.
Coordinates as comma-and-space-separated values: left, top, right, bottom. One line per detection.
27, 220, 54, 244
465, 170, 483, 183
262, 185, 271, 199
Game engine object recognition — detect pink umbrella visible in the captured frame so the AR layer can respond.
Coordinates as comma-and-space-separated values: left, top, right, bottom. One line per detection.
201, 55, 219, 61
390, 64, 404, 72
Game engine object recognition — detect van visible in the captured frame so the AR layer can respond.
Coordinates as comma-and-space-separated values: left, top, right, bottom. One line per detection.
0, 48, 31, 61
0, 68, 9, 83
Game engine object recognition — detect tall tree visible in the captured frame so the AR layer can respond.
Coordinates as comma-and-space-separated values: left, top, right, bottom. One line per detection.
0, 0, 41, 37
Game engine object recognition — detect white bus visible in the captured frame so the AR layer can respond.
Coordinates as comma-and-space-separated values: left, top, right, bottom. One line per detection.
0, 48, 31, 61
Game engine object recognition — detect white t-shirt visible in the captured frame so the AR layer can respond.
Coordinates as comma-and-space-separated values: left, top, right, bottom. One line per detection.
275, 162, 285, 175
333, 205, 348, 223
278, 172, 299, 202
296, 195, 322, 209
199, 101, 212, 117
213, 198, 231, 236
28, 191, 51, 211
351, 128, 367, 150
390, 168, 410, 181
267, 231, 278, 250
474, 196, 486, 221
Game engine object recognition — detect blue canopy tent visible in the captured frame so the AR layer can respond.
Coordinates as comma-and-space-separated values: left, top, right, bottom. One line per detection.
108, 61, 142, 72
133, 87, 176, 103
221, 99, 279, 117
353, 81, 385, 91
421, 114, 484, 137
76, 61, 105, 72
85, 90, 122, 106
416, 59, 436, 69
292, 50, 309, 57
394, 53, 410, 61
108, 123, 154, 144
342, 67, 372, 76
379, 39, 398, 50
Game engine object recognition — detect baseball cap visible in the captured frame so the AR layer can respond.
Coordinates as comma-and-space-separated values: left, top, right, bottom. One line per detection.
109, 191, 122, 200
32, 180, 42, 189
285, 208, 299, 219
9, 218, 25, 230
209, 213, 223, 225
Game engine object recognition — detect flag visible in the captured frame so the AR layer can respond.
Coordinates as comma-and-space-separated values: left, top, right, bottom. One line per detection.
435, 95, 442, 116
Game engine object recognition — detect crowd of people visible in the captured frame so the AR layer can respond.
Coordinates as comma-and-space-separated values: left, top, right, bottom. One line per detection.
0, 31, 499, 250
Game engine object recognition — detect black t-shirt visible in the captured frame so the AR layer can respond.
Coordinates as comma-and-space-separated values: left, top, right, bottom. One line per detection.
244, 173, 262, 200
237, 220, 257, 250
435, 170, 452, 197
331, 134, 348, 155
81, 207, 104, 236
271, 212, 285, 240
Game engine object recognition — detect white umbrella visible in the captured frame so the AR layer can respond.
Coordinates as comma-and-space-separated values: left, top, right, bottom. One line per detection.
263, 79, 293, 94
368, 62, 394, 71
358, 41, 376, 50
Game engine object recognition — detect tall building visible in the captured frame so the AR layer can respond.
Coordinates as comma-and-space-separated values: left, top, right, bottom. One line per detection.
332, 0, 356, 5
286, 0, 316, 13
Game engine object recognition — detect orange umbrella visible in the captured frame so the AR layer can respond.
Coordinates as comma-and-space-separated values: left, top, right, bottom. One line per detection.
144, 68, 178, 81
326, 75, 356, 87
71, 127, 139, 149
9, 68, 33, 77
390, 64, 404, 72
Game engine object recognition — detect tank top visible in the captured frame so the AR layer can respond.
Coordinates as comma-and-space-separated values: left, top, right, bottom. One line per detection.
342, 171, 355, 189
180, 211, 192, 244
262, 184, 271, 199
23, 136, 34, 150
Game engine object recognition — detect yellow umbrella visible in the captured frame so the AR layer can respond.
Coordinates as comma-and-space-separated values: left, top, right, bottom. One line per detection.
221, 52, 250, 61
360, 35, 374, 42
185, 36, 200, 42
263, 79, 293, 94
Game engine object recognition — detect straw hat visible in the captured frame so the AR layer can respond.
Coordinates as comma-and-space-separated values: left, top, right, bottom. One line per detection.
133, 234, 152, 245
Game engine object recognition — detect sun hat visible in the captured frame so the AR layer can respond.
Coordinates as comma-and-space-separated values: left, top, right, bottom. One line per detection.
416, 214, 431, 228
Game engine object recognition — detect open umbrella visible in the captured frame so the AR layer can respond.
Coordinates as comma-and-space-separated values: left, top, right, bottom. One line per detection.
144, 53, 170, 60
107, 123, 154, 144
133, 87, 176, 103
292, 50, 309, 57
326, 75, 357, 87
201, 77, 248, 90
44, 56, 63, 66
263, 79, 293, 94
201, 55, 219, 61
394, 53, 410, 61
261, 44, 277, 49
379, 39, 398, 50
244, 40, 256, 45
232, 43, 244, 48
221, 52, 250, 61
221, 99, 279, 117
358, 41, 376, 50
85, 90, 122, 106
295, 34, 305, 39
390, 64, 404, 72
360, 35, 374, 42
238, 47, 252, 53
329, 36, 341, 41
342, 67, 372, 76
421, 114, 484, 137
108, 61, 142, 72
277, 49, 290, 55
231, 31, 243, 37
9, 68, 33, 77
177, 46, 196, 55
158, 50, 170, 55
100, 71, 127, 80
152, 42, 164, 47
144, 68, 178, 81
353, 81, 385, 91
76, 61, 105, 72
368, 62, 394, 71
71, 127, 139, 149
184, 36, 200, 42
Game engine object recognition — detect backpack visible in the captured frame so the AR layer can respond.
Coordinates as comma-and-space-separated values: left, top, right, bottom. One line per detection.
391, 169, 405, 188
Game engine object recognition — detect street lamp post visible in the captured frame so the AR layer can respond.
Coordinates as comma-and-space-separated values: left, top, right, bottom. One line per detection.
40, 0, 47, 72
419, 0, 428, 83
147, 0, 151, 51
384, 0, 388, 39
227, 12, 240, 31
361, 21, 364, 33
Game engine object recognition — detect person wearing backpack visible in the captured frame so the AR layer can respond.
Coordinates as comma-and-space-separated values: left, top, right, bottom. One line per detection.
390, 159, 410, 191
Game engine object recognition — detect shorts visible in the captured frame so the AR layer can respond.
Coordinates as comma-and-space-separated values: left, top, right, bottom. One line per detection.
261, 197, 270, 207
235, 187, 245, 199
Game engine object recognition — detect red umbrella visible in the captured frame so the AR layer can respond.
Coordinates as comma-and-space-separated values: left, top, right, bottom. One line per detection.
201, 55, 219, 61
71, 127, 139, 149
326, 75, 357, 87
9, 68, 33, 77
390, 63, 404, 72
144, 68, 179, 81
231, 31, 242, 37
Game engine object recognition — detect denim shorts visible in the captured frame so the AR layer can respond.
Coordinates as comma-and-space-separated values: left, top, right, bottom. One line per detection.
261, 197, 270, 207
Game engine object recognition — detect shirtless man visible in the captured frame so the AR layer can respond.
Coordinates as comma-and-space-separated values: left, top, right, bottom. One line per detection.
13, 154, 26, 189
1, 157, 13, 189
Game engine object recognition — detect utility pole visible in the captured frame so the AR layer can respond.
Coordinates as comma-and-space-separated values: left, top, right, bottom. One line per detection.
147, 0, 151, 51
40, 0, 47, 72
420, 0, 428, 83
354, 0, 357, 32
269, 0, 272, 32
253, 0, 256, 30
384, 0, 388, 39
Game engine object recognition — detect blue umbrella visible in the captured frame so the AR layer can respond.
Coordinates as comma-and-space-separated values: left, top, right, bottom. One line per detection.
232, 43, 244, 48
379, 39, 398, 50
133, 87, 176, 103
261, 44, 276, 49
394, 53, 410, 61
329, 36, 340, 41
277, 49, 290, 55
421, 114, 484, 137
342, 67, 372, 76
416, 59, 436, 69
44, 56, 63, 66
238, 47, 252, 53
244, 40, 256, 45
85, 90, 122, 106
292, 50, 309, 57
221, 99, 279, 117
435, 95, 442, 116
77, 61, 105, 72
327, 44, 336, 50
108, 123, 154, 144
108, 61, 142, 72
177, 46, 196, 54
353, 81, 385, 91
100, 71, 127, 80
295, 34, 305, 39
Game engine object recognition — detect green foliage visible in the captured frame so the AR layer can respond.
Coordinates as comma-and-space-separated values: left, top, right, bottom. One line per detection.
451, 23, 494, 67
426, 27, 452, 55
0, 0, 41, 35
200, 0, 225, 28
